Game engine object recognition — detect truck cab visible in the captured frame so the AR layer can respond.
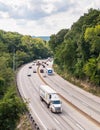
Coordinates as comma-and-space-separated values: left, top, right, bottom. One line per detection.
49, 94, 62, 113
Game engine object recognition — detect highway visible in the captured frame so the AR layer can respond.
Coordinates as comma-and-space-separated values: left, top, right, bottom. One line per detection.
40, 60, 100, 123
17, 60, 100, 130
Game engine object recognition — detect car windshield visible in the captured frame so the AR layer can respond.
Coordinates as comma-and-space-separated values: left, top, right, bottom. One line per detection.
52, 100, 60, 104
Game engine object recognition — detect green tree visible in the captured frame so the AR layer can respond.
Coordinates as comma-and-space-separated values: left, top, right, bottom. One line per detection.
49, 29, 68, 53
83, 57, 100, 85
16, 50, 30, 67
0, 87, 26, 130
84, 25, 100, 56
3, 32, 22, 53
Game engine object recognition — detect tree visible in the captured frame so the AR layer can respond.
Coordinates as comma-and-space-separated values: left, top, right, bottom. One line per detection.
16, 50, 30, 67
83, 57, 100, 85
49, 29, 68, 53
84, 25, 100, 56
49, 34, 56, 52
3, 32, 22, 53
0, 87, 26, 130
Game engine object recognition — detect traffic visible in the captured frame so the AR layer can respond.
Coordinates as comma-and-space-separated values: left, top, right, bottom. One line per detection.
17, 58, 100, 130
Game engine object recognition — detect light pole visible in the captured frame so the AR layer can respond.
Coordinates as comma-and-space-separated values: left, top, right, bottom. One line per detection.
13, 48, 16, 71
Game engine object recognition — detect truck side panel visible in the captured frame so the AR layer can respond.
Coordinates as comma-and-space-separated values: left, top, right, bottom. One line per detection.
40, 87, 50, 104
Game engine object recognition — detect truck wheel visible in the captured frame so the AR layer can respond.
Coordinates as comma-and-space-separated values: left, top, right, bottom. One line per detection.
50, 108, 53, 113
47, 104, 49, 108
40, 96, 43, 101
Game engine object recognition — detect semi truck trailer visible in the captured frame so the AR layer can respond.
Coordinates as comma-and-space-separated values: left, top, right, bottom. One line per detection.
39, 85, 62, 113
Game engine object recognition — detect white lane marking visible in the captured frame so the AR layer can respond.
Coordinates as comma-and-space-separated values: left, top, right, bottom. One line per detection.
29, 104, 47, 130
76, 123, 85, 130
53, 117, 60, 124
18, 71, 47, 130
82, 101, 88, 106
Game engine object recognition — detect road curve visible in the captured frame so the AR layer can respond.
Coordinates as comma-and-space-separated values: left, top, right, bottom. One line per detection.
39, 60, 100, 124
16, 61, 100, 130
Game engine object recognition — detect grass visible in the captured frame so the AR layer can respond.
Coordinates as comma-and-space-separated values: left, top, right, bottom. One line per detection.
54, 64, 100, 97
16, 114, 33, 130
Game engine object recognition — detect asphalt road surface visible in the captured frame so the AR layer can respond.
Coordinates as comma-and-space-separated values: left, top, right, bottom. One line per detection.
17, 60, 100, 130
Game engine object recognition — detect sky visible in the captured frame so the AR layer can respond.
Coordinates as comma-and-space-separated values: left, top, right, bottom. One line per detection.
0, 0, 100, 36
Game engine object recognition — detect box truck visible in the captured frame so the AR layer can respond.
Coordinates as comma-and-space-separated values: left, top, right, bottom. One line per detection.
39, 85, 62, 113
46, 68, 53, 75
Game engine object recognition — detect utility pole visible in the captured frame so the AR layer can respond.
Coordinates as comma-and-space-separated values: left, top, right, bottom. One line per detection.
13, 48, 16, 71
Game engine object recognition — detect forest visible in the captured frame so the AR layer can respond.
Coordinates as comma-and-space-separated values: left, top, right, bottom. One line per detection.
0, 31, 51, 129
49, 9, 100, 88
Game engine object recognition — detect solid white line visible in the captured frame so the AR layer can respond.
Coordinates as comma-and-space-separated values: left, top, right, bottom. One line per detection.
76, 123, 85, 130
29, 104, 47, 130
53, 117, 60, 124
82, 101, 88, 107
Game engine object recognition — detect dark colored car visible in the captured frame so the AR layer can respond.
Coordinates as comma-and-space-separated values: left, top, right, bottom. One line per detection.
40, 69, 44, 73
42, 64, 45, 68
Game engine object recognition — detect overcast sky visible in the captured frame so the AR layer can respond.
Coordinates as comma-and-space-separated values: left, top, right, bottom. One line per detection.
0, 0, 100, 36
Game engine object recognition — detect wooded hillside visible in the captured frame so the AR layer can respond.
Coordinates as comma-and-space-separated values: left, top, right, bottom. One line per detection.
49, 8, 100, 86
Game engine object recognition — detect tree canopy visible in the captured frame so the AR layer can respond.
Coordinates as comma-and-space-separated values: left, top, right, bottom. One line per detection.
49, 8, 100, 86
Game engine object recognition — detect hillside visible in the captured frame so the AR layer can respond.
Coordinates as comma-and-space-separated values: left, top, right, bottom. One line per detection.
49, 8, 100, 92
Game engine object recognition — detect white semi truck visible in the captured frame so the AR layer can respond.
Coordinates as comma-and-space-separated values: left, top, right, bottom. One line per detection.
39, 85, 62, 113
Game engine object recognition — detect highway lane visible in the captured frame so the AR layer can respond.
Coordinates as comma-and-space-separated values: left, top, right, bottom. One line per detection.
39, 60, 100, 124
17, 62, 100, 130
